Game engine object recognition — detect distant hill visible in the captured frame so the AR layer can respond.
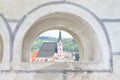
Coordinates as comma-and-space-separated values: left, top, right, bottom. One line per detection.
39, 36, 57, 42
31, 36, 79, 52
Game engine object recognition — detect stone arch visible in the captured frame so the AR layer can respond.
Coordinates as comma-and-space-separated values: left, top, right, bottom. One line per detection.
13, 4, 110, 70
0, 16, 10, 69
23, 21, 83, 62
22, 12, 101, 62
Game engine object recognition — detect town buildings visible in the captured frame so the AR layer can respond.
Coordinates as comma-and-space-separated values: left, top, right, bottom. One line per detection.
31, 30, 78, 62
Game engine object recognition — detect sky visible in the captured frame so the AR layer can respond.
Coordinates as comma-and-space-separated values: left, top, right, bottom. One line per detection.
40, 30, 73, 38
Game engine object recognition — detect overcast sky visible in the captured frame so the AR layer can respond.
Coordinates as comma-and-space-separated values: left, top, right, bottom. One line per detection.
40, 30, 73, 38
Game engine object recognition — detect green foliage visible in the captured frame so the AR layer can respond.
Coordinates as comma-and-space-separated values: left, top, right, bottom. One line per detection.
62, 38, 79, 52
31, 36, 79, 52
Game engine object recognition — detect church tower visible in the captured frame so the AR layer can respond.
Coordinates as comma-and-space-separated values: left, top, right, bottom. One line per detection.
57, 30, 63, 53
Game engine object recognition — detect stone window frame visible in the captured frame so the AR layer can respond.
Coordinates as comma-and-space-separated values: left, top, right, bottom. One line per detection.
12, 3, 112, 72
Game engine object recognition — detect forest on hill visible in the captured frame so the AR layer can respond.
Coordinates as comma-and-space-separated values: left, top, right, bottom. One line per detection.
31, 36, 79, 52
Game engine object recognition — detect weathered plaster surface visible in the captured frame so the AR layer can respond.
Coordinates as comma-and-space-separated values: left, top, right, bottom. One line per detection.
104, 22, 120, 52
0, 0, 120, 80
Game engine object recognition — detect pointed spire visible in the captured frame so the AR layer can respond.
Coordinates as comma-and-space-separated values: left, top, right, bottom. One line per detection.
58, 30, 62, 42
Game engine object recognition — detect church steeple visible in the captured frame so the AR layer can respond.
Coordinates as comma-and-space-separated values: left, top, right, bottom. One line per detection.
58, 30, 62, 42
57, 30, 63, 53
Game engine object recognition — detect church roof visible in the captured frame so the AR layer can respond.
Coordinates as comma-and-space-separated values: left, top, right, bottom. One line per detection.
37, 42, 57, 58
58, 30, 62, 42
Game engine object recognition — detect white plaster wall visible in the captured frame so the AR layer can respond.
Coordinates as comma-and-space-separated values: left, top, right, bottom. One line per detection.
67, 0, 120, 18
8, 22, 18, 32
0, 0, 120, 80
0, 0, 61, 19
104, 22, 120, 52
0, 0, 120, 19
113, 55, 120, 80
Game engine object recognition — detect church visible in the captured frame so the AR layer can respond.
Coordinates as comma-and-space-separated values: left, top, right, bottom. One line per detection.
34, 30, 63, 62
31, 30, 77, 62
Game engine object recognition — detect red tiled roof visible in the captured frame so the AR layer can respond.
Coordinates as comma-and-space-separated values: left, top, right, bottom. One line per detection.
31, 50, 38, 62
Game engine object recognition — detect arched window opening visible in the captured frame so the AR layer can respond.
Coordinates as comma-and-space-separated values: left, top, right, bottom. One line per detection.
30, 30, 80, 62
16, 9, 110, 71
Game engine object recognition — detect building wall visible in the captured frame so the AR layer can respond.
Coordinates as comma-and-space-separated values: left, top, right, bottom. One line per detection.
0, 0, 120, 80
